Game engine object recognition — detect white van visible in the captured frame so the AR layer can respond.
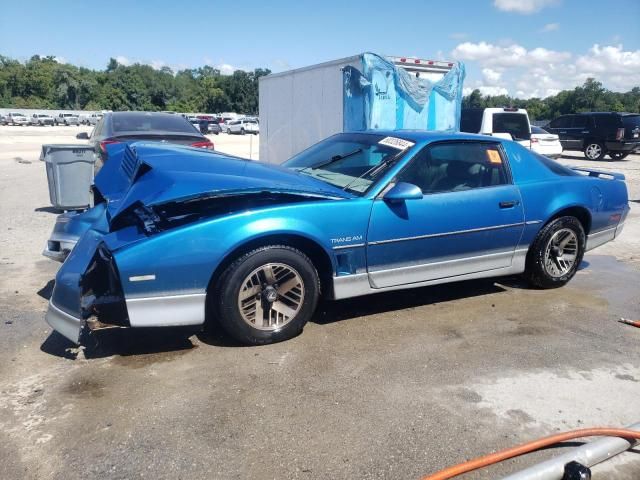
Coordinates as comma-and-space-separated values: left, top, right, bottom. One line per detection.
461, 107, 531, 148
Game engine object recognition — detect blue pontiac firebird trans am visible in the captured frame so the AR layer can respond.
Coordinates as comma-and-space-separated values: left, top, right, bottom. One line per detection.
45, 131, 629, 345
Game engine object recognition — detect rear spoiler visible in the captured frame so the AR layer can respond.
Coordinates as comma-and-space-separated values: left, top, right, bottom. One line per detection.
571, 167, 625, 181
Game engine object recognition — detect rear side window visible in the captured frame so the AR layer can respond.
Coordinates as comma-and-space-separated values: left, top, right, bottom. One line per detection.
594, 114, 620, 129
460, 109, 483, 133
535, 153, 579, 176
397, 142, 508, 194
622, 115, 640, 130
112, 113, 196, 133
572, 116, 589, 128
549, 116, 569, 128
493, 113, 531, 140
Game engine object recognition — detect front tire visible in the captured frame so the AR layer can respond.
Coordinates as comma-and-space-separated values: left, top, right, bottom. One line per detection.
524, 216, 585, 289
584, 142, 605, 160
211, 245, 320, 345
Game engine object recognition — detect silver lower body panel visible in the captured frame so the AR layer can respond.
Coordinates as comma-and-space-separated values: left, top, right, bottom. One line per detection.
125, 293, 207, 327
45, 300, 83, 343
585, 226, 617, 251
333, 248, 528, 300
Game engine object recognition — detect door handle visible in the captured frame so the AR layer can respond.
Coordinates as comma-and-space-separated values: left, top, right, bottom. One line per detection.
559, 131, 567, 134
499, 200, 519, 209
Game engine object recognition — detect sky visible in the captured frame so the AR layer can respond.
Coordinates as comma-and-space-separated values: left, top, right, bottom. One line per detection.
1, 0, 639, 99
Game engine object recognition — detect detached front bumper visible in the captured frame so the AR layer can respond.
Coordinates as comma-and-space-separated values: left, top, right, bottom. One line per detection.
42, 233, 78, 262
45, 300, 83, 343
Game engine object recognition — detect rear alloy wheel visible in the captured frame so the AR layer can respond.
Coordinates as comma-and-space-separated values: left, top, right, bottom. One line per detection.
584, 142, 605, 160
609, 151, 629, 160
524, 216, 585, 289
212, 246, 320, 345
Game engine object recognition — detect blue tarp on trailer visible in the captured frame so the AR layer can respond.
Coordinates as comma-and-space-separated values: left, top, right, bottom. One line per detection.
343, 53, 465, 133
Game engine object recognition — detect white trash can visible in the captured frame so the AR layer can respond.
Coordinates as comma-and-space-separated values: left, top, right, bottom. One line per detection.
42, 144, 96, 210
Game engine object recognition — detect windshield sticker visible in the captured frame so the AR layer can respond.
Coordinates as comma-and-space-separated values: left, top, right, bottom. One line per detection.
378, 136, 415, 150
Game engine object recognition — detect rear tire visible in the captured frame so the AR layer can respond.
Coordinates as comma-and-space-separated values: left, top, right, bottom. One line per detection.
524, 216, 585, 289
211, 245, 320, 345
609, 151, 629, 160
241, 128, 245, 135
584, 142, 605, 160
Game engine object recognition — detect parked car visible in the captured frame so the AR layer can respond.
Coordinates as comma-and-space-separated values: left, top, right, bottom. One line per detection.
530, 126, 562, 159
461, 107, 531, 147
31, 113, 55, 126
219, 117, 235, 133
208, 122, 222, 135
55, 113, 80, 126
6, 112, 29, 126
74, 111, 214, 164
0, 113, 6, 125
81, 113, 103, 125
227, 118, 259, 135
45, 131, 628, 346
546, 112, 640, 160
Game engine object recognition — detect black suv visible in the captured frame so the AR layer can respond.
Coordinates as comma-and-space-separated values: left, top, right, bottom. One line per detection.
546, 112, 640, 160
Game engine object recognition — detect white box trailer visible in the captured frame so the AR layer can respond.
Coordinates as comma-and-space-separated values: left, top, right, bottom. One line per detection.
258, 54, 457, 164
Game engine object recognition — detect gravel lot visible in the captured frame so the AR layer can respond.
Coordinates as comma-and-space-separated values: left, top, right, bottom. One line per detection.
0, 125, 639, 479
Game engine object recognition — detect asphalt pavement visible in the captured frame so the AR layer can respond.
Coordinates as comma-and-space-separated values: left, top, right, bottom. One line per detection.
0, 126, 638, 479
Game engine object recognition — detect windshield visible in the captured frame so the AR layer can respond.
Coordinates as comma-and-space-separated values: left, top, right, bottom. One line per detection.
283, 133, 414, 195
493, 113, 531, 141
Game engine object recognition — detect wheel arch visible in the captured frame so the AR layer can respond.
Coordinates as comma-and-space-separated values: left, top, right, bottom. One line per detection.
205, 233, 336, 301
546, 205, 592, 235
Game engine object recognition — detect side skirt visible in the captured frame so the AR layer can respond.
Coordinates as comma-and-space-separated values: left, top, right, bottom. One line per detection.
126, 293, 207, 327
586, 226, 617, 252
332, 248, 528, 300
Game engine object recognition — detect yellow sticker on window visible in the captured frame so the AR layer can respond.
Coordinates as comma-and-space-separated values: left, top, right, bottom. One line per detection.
487, 149, 502, 164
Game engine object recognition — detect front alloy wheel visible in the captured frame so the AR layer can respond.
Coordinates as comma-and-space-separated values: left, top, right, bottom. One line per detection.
212, 245, 320, 345
584, 142, 605, 160
238, 263, 305, 331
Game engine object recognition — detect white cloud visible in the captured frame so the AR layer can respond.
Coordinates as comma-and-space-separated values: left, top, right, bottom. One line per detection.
452, 41, 640, 99
493, 0, 559, 14
452, 41, 570, 67
478, 85, 510, 96
150, 60, 167, 70
115, 55, 131, 66
541, 22, 560, 32
53, 56, 67, 64
217, 63, 236, 75
482, 67, 502, 83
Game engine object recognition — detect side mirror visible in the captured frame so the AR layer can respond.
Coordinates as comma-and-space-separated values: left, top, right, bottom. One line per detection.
383, 182, 423, 202
76, 132, 89, 140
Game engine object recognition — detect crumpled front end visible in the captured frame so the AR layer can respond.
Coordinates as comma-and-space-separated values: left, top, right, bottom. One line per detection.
46, 229, 129, 343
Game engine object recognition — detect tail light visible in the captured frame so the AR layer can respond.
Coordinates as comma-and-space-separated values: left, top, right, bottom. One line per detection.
616, 128, 625, 140
99, 139, 120, 153
191, 140, 214, 150
531, 137, 539, 143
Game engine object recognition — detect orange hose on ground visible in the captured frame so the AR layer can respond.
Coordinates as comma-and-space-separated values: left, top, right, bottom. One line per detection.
421, 428, 640, 480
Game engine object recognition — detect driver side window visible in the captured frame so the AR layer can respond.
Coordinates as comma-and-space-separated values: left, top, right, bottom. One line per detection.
397, 142, 509, 194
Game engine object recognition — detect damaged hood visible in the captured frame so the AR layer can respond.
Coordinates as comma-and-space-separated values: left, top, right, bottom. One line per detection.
99, 143, 352, 224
